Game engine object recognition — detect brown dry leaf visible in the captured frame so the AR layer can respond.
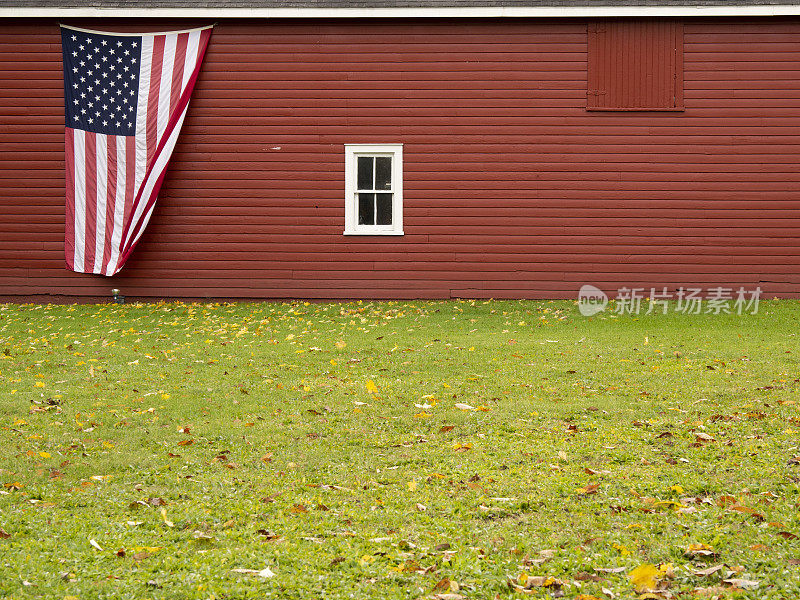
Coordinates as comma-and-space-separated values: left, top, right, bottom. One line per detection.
432, 577, 460, 593
684, 543, 718, 559
133, 551, 151, 561
723, 578, 759, 590
692, 565, 725, 577
439, 425, 455, 433
177, 439, 194, 447
695, 433, 715, 443
692, 586, 729, 597
432, 594, 464, 600
576, 482, 599, 495
289, 503, 308, 514
788, 559, 800, 566
147, 497, 167, 507
507, 573, 564, 593
777, 531, 798, 540
434, 543, 451, 552
0, 528, 10, 539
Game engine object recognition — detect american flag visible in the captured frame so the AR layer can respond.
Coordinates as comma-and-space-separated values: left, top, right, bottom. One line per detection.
61, 25, 212, 275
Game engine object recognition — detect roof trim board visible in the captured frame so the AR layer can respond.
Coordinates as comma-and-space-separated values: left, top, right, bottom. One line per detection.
5, 4, 800, 18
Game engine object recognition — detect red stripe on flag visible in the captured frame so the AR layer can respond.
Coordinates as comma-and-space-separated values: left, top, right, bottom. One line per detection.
64, 127, 75, 270
147, 35, 165, 168
102, 135, 117, 273
84, 132, 97, 274
171, 33, 189, 116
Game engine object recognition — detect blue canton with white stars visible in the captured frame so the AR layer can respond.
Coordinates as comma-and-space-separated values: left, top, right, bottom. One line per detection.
62, 28, 142, 136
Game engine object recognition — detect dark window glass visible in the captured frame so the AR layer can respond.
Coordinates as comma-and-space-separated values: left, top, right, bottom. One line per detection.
375, 157, 392, 190
376, 193, 392, 225
358, 193, 375, 225
357, 156, 373, 190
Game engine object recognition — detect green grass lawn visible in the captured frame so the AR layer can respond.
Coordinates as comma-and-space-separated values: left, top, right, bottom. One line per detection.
0, 299, 799, 600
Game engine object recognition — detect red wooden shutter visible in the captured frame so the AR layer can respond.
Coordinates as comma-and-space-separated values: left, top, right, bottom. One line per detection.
587, 19, 684, 111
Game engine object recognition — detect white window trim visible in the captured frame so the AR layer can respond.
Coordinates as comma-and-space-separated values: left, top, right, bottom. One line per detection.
344, 144, 404, 236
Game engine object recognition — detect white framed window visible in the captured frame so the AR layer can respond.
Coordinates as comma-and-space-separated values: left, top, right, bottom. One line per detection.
344, 144, 403, 236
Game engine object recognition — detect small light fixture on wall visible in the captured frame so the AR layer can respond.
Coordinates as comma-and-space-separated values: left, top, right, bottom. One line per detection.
111, 288, 125, 304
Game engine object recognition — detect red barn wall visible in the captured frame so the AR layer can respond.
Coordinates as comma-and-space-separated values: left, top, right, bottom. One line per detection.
1, 17, 799, 300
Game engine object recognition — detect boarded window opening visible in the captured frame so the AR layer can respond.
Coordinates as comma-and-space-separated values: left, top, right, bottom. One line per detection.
587, 19, 684, 111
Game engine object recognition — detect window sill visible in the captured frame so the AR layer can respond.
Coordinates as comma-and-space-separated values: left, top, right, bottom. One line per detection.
343, 230, 405, 236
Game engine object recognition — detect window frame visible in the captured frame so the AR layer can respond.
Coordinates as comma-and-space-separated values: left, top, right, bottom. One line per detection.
344, 144, 404, 236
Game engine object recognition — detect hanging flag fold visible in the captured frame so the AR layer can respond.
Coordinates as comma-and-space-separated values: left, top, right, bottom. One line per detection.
61, 24, 212, 275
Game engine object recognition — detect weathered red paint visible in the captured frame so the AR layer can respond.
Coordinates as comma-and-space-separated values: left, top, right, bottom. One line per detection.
588, 19, 684, 110
0, 18, 799, 299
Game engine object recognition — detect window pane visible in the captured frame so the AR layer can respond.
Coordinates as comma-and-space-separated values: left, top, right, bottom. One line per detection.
375, 157, 392, 190
357, 156, 373, 190
376, 193, 392, 225
358, 193, 375, 225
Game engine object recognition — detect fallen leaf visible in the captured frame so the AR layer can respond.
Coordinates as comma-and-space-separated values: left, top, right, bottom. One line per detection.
595, 566, 627, 574
454, 403, 475, 411
89, 538, 104, 551
629, 564, 659, 593
692, 586, 729, 597
439, 425, 455, 433
693, 565, 725, 577
366, 380, 378, 394
415, 503, 427, 512
407, 480, 418, 492
231, 566, 276, 579
685, 543, 718, 558
576, 482, 599, 495
0, 528, 10, 539
289, 503, 308, 514
160, 508, 174, 527
723, 578, 759, 590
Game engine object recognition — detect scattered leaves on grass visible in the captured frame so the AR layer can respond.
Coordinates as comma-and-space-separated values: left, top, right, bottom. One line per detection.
231, 566, 276, 579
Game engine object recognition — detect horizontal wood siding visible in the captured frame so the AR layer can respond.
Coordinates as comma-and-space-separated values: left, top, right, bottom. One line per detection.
0, 17, 798, 299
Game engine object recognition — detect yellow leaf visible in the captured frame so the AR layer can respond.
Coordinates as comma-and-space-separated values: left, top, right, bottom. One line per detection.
39, 452, 51, 458
612, 543, 631, 556
414, 411, 431, 419
407, 480, 418, 492
366, 380, 378, 394
629, 564, 659, 593
34, 381, 45, 388
330, 359, 336, 366
670, 484, 684, 495
335, 340, 346, 349
160, 507, 174, 528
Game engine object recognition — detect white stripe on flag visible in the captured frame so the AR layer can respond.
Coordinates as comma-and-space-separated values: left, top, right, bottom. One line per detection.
105, 136, 128, 275
134, 35, 153, 201
158, 34, 177, 142
182, 31, 201, 94
73, 129, 86, 272
94, 134, 108, 273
